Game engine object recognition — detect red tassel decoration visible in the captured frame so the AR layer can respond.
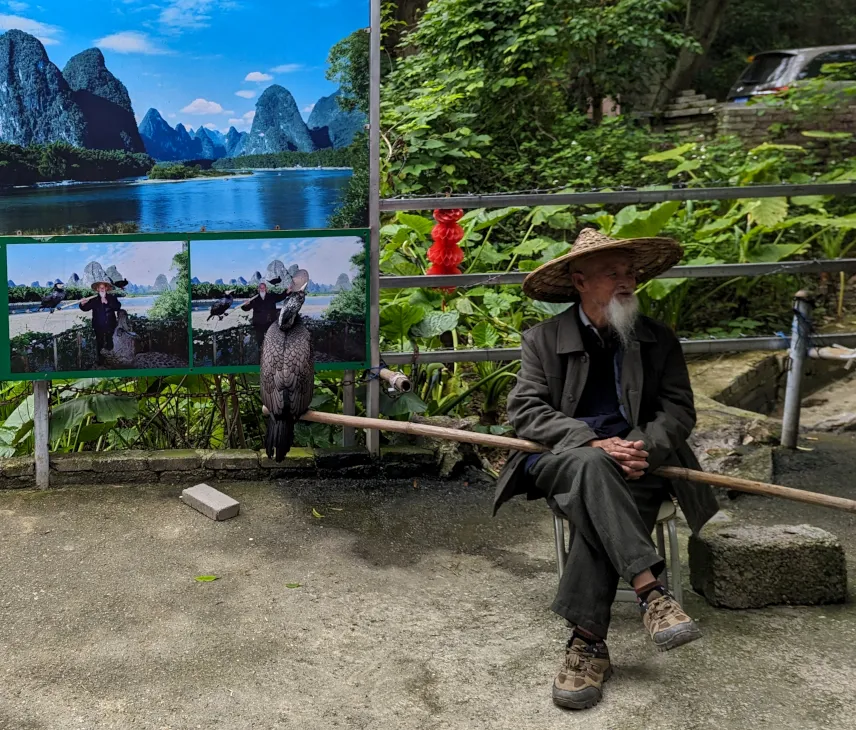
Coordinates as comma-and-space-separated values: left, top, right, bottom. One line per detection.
426, 209, 465, 280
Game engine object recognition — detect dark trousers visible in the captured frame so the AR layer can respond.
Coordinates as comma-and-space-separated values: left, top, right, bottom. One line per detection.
529, 447, 670, 638
95, 329, 113, 365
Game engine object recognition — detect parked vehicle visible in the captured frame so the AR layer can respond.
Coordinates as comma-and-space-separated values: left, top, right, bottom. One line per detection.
726, 45, 856, 102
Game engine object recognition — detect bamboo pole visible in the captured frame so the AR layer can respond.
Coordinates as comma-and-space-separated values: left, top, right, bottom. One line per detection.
299, 410, 856, 515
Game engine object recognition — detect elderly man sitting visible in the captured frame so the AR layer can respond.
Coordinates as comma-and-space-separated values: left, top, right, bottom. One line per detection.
496, 229, 718, 710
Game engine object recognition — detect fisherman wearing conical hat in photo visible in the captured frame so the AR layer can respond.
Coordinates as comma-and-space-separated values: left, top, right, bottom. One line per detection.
78, 279, 122, 365
495, 229, 718, 711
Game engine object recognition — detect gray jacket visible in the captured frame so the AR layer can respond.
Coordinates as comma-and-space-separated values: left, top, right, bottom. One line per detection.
495, 305, 718, 535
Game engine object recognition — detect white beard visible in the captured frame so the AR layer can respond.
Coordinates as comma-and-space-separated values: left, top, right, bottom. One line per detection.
605, 294, 639, 349
259, 291, 266, 300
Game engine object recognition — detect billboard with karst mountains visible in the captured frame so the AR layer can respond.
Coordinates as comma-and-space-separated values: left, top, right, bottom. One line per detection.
0, 1, 370, 377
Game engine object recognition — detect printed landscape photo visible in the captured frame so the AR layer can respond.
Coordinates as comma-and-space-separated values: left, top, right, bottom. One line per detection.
190, 235, 367, 368
0, 1, 368, 234
6, 240, 189, 373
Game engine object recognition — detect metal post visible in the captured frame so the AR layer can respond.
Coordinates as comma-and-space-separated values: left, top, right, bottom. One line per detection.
212, 333, 217, 366
342, 369, 356, 447
366, 0, 382, 457
33, 380, 50, 490
52, 337, 59, 370
781, 291, 814, 449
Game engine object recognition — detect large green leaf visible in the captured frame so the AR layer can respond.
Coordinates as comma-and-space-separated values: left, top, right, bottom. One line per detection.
749, 243, 806, 263
453, 297, 474, 315
644, 278, 687, 301
641, 143, 694, 162
380, 304, 425, 343
460, 207, 523, 231
511, 236, 555, 257
395, 213, 434, 236
747, 197, 789, 228
49, 395, 138, 440
613, 201, 680, 239
380, 390, 428, 417
476, 246, 511, 265
471, 322, 500, 348
411, 311, 460, 338
667, 159, 701, 178
801, 130, 853, 140
529, 205, 571, 226
0, 394, 35, 446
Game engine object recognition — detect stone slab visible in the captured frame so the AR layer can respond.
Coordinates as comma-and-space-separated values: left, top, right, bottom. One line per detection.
148, 450, 203, 472
258, 447, 315, 470
89, 452, 149, 473
180, 483, 240, 521
50, 454, 96, 473
314, 447, 372, 471
202, 450, 259, 471
2, 457, 34, 477
689, 523, 847, 608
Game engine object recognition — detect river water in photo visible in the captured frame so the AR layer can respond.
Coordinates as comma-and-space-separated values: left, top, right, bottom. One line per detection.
0, 169, 353, 233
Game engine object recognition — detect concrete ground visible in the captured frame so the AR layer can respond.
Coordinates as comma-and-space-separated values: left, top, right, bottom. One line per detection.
2, 435, 855, 730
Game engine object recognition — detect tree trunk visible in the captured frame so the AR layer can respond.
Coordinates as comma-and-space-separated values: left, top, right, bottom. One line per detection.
652, 0, 731, 110
384, 0, 431, 57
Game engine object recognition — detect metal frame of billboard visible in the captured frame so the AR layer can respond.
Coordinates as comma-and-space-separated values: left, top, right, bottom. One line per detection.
0, 228, 371, 381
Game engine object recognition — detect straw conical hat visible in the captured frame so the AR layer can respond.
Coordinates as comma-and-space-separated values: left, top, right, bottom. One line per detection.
521, 228, 683, 303
90, 280, 115, 292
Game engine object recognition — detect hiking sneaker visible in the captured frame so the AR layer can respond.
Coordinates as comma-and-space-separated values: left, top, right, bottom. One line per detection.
640, 587, 702, 652
552, 636, 613, 710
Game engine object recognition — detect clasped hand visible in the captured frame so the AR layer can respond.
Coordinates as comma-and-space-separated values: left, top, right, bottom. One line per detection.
589, 437, 649, 480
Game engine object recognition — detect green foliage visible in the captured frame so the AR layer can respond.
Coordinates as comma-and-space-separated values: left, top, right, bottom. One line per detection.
325, 251, 367, 321
0, 142, 153, 186
694, 0, 856, 100
148, 163, 246, 180
212, 147, 355, 170
380, 0, 696, 195
326, 28, 370, 115
149, 246, 190, 322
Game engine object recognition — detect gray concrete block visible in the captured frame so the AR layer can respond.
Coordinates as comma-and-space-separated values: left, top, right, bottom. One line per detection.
180, 483, 240, 521
689, 523, 847, 608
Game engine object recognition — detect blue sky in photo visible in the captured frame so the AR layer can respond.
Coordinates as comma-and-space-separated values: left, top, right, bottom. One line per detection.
0, 0, 368, 131
190, 236, 363, 285
7, 240, 183, 286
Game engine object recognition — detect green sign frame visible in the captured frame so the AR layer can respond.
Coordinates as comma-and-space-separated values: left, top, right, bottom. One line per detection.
0, 228, 370, 381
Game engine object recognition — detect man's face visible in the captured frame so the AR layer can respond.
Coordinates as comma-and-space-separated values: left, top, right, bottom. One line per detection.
259, 283, 267, 295
98, 285, 107, 297
572, 252, 636, 309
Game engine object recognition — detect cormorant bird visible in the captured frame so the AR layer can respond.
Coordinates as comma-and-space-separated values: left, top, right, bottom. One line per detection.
260, 269, 314, 461
110, 278, 129, 289
38, 283, 65, 312
207, 290, 236, 321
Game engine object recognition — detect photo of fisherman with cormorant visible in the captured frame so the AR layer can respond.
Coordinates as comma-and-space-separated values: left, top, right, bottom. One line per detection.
6, 240, 189, 373
190, 235, 367, 368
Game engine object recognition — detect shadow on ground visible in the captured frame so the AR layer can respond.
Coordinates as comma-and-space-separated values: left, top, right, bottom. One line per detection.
1, 434, 855, 729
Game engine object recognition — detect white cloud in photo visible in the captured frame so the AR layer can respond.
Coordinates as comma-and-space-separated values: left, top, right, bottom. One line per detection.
270, 63, 302, 74
244, 71, 272, 82
303, 103, 315, 114
158, 0, 225, 33
180, 97, 232, 115
6, 2, 29, 12
234, 89, 255, 99
93, 30, 171, 54
0, 13, 61, 45
227, 110, 254, 131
